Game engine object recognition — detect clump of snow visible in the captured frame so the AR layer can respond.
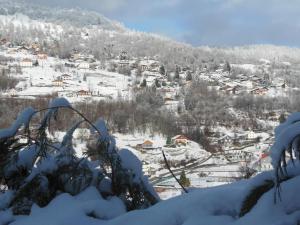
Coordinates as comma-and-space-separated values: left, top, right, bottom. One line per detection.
0, 210, 13, 225
49, 97, 71, 108
271, 113, 300, 168
0, 191, 14, 211
10, 187, 126, 225
92, 118, 109, 137
91, 118, 118, 155
119, 149, 142, 183
0, 107, 35, 139
4, 159, 300, 225
274, 112, 300, 138
61, 121, 84, 150
17, 145, 39, 169
98, 177, 113, 194
3, 144, 40, 178
27, 156, 58, 182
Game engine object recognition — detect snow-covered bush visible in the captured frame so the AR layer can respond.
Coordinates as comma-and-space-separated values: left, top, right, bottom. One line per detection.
0, 98, 159, 216
271, 113, 300, 195
239, 112, 300, 217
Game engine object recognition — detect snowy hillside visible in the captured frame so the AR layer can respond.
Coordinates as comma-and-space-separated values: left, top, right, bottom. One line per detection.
0, 0, 184, 47
0, 0, 299, 67
215, 45, 300, 64
1, 0, 300, 69
0, 0, 125, 31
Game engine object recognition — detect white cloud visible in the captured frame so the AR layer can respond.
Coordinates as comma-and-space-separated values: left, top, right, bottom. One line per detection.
26, 0, 300, 47
92, 0, 127, 12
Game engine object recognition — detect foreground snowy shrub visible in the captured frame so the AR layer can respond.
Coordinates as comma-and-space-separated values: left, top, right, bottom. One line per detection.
0, 98, 159, 217
7, 168, 300, 225
271, 112, 300, 197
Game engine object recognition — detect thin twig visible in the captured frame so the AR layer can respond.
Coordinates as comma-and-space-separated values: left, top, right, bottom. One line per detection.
161, 150, 188, 193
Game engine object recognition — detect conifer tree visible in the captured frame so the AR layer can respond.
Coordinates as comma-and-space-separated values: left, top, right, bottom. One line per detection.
179, 170, 190, 187
155, 78, 161, 88
174, 65, 180, 80
140, 79, 147, 88
136, 66, 142, 77
223, 61, 231, 74
159, 65, 165, 76
166, 136, 172, 145
279, 113, 286, 124
186, 71, 192, 81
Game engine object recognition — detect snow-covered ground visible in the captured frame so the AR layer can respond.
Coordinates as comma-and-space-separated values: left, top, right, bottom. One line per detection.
3, 167, 300, 225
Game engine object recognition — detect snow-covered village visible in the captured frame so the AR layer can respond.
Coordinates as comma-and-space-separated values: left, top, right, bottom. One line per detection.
1, 0, 300, 225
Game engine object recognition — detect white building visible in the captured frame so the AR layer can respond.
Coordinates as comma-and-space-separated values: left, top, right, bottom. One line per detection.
225, 150, 253, 162
247, 131, 257, 140
52, 79, 63, 87
8, 89, 17, 97
60, 74, 72, 80
78, 62, 90, 70
20, 58, 33, 67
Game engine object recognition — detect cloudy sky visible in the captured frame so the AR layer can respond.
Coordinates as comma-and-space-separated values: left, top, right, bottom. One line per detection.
28, 0, 300, 47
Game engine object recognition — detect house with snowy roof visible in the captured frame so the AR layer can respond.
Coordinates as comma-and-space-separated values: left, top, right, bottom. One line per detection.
258, 152, 273, 172
17, 46, 30, 54
142, 162, 156, 177
217, 135, 232, 147
77, 61, 90, 70
171, 135, 189, 145
77, 90, 91, 97
30, 42, 41, 52
37, 52, 48, 60
20, 58, 33, 67
117, 60, 130, 68
52, 79, 64, 87
0, 38, 8, 45
139, 60, 160, 72
8, 88, 18, 97
247, 131, 257, 140
225, 150, 253, 162
60, 74, 72, 81
250, 87, 269, 96
142, 140, 154, 149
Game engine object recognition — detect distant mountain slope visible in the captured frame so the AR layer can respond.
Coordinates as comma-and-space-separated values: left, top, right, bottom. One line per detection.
0, 0, 300, 66
0, 0, 125, 31
208, 45, 300, 64
0, 1, 197, 69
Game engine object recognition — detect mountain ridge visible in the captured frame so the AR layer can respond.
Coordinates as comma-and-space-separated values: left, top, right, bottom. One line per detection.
0, 0, 300, 64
